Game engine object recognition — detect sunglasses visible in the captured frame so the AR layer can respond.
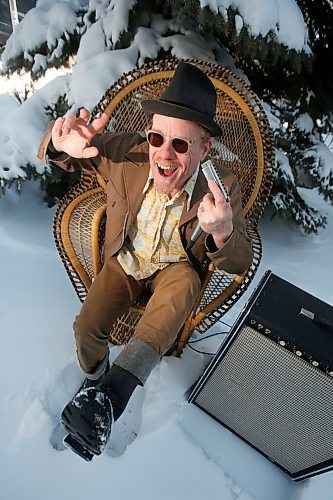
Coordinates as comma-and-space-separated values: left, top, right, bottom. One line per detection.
146, 130, 208, 154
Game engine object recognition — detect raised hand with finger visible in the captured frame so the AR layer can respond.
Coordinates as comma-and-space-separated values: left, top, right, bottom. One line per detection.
197, 179, 234, 249
51, 108, 109, 159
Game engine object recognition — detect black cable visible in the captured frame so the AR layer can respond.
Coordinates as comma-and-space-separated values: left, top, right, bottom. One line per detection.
179, 329, 231, 355
188, 330, 228, 344
185, 344, 216, 356
219, 320, 232, 328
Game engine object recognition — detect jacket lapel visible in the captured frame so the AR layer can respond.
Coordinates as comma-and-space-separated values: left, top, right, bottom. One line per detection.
123, 141, 150, 217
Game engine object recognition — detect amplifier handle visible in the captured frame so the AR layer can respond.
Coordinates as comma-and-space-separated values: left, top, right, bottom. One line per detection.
300, 308, 333, 331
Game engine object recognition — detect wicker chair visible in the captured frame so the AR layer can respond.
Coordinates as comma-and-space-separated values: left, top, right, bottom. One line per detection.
53, 58, 275, 355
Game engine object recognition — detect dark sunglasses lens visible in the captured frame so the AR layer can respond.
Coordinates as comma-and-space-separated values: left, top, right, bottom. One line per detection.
147, 132, 189, 153
172, 138, 189, 154
148, 132, 164, 148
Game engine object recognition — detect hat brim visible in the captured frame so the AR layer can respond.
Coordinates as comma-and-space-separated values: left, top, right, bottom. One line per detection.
141, 99, 222, 137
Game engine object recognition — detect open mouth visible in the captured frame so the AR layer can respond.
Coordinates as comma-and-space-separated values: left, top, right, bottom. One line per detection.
157, 163, 177, 178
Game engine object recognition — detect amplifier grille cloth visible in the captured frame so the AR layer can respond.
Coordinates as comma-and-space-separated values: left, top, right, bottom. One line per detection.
195, 326, 333, 473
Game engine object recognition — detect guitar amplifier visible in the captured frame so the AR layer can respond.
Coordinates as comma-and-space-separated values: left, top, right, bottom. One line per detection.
189, 270, 333, 481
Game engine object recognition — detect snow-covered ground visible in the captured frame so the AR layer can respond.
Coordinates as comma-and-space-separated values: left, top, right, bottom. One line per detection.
0, 180, 332, 500
0, 1, 331, 496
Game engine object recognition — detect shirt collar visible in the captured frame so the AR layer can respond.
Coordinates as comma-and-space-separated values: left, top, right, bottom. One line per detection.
185, 164, 200, 209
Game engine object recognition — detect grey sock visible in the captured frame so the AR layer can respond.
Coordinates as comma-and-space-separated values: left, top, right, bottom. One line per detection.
113, 338, 160, 385
85, 351, 109, 380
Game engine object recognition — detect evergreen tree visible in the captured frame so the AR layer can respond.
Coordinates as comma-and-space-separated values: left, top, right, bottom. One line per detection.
1, 0, 332, 232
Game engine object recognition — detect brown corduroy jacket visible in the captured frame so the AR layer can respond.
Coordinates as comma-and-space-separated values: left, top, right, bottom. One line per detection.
38, 123, 252, 277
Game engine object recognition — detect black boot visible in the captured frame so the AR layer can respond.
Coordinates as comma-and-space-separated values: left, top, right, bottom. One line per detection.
61, 386, 113, 458
77, 356, 110, 393
61, 355, 110, 461
97, 364, 142, 421
61, 365, 140, 460
62, 339, 159, 461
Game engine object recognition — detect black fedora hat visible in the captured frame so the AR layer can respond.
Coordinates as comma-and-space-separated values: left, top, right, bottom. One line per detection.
141, 61, 222, 137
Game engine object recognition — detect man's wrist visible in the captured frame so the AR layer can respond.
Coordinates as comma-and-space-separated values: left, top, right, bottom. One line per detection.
47, 139, 62, 157
212, 226, 233, 249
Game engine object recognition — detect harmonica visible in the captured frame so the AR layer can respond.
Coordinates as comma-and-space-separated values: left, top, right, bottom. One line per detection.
187, 160, 230, 250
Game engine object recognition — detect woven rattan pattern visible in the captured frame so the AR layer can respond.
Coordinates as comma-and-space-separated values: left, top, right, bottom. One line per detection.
193, 224, 262, 334
93, 59, 274, 224
53, 172, 102, 302
68, 191, 106, 281
53, 58, 274, 349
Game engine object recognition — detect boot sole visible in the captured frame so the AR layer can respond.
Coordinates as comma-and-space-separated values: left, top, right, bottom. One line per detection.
61, 388, 113, 456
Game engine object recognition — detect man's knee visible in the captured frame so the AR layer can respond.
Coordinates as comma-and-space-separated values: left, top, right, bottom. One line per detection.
73, 313, 110, 374
73, 312, 93, 342
73, 310, 110, 351
170, 263, 201, 299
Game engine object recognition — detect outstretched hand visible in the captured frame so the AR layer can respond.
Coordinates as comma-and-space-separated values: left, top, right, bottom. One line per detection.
51, 108, 109, 159
197, 180, 234, 248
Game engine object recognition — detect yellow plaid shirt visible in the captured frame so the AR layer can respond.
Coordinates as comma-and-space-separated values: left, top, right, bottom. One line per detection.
117, 167, 199, 280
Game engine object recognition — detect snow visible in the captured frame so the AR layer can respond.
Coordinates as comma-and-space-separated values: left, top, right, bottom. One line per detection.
2, 0, 88, 66
0, 1, 332, 496
0, 177, 332, 499
0, 74, 70, 182
99, 0, 139, 46
305, 142, 333, 179
0, 93, 19, 117
0, 0, 315, 187
199, 0, 310, 51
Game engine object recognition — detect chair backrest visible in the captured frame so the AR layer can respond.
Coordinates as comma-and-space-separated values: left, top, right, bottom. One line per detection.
91, 58, 275, 224
53, 58, 275, 306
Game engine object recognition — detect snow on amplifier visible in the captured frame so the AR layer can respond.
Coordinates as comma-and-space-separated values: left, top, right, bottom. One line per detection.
189, 270, 333, 481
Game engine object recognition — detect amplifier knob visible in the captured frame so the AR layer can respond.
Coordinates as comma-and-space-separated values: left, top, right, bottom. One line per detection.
295, 350, 303, 357
311, 360, 319, 367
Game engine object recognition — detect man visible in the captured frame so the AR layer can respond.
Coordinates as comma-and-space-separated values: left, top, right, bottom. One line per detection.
38, 61, 252, 461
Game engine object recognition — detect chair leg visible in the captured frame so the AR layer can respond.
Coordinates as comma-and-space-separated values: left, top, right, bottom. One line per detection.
175, 316, 196, 357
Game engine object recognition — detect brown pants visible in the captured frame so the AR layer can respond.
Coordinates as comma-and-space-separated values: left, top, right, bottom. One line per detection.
74, 257, 201, 374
